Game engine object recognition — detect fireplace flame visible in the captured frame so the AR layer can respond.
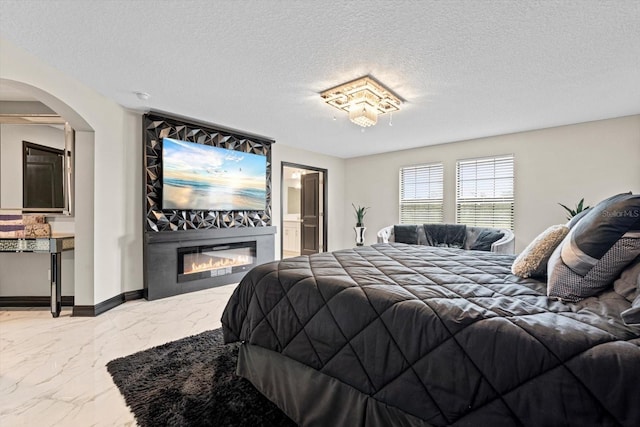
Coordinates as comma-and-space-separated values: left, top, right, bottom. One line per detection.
187, 255, 251, 274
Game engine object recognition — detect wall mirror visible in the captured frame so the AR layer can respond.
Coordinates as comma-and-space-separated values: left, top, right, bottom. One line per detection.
0, 101, 74, 215
286, 187, 301, 214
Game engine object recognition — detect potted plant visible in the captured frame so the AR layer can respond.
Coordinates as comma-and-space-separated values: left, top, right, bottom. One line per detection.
558, 198, 590, 220
352, 204, 369, 246
352, 203, 369, 227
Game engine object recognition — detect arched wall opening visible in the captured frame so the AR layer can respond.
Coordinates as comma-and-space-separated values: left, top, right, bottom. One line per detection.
1, 77, 96, 307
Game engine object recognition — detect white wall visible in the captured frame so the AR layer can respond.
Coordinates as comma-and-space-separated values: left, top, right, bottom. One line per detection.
344, 115, 640, 252
72, 130, 94, 304
272, 143, 347, 256
0, 38, 143, 305
119, 112, 143, 294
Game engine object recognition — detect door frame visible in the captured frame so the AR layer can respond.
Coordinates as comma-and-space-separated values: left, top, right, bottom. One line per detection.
280, 161, 328, 259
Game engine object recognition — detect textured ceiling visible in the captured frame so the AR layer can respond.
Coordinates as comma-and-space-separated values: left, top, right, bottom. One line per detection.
1, 0, 638, 158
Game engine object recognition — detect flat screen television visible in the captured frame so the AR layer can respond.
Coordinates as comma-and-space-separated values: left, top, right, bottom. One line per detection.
161, 137, 267, 211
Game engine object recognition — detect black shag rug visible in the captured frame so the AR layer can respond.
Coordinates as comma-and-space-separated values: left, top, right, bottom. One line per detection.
106, 328, 296, 427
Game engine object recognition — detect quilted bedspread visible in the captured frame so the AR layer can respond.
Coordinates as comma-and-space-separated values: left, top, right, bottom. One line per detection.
222, 243, 640, 426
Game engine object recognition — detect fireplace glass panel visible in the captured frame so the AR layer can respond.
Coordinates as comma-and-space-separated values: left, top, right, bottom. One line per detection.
178, 241, 256, 282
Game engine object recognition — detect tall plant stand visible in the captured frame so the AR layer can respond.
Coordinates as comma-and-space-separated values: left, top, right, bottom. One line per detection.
354, 226, 366, 246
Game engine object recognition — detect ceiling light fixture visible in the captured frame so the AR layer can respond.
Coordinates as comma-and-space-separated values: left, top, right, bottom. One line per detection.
320, 75, 402, 128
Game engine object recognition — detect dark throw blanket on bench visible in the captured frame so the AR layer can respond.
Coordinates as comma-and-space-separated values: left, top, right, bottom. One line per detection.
424, 223, 466, 248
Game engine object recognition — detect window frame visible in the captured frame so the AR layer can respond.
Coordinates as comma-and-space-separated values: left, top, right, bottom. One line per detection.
399, 162, 444, 225
455, 154, 514, 230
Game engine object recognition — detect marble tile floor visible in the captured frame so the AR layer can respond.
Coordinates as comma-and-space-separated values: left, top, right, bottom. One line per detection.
0, 284, 238, 427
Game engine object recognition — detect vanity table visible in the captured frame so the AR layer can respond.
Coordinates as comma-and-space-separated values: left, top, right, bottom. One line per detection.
0, 234, 74, 317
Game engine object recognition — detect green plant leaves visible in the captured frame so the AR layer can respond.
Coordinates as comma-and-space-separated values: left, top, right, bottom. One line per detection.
352, 203, 370, 224
558, 198, 590, 220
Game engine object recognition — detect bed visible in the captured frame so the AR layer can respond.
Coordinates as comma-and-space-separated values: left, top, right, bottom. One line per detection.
221, 243, 640, 426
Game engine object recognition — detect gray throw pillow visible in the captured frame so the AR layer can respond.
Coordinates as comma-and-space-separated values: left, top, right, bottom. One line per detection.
548, 192, 640, 302
613, 256, 640, 302
563, 193, 640, 275
566, 192, 630, 229
394, 225, 419, 244
470, 229, 504, 251
566, 208, 590, 229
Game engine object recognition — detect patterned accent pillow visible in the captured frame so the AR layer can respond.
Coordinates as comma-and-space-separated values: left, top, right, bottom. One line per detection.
393, 225, 419, 244
548, 236, 640, 302
512, 225, 568, 278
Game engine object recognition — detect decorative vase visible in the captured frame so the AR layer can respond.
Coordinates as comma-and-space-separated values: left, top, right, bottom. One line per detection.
354, 225, 366, 246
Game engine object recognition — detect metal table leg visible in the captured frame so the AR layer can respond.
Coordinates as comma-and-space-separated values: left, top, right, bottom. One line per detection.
50, 252, 62, 318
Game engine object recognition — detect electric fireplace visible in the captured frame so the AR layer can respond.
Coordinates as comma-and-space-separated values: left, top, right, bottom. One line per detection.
177, 241, 256, 283
144, 227, 276, 300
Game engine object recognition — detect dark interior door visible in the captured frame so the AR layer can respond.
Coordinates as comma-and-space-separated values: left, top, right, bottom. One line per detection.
300, 172, 320, 255
23, 142, 64, 208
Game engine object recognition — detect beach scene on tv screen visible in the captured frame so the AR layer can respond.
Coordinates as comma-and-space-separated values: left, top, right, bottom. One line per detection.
162, 138, 267, 211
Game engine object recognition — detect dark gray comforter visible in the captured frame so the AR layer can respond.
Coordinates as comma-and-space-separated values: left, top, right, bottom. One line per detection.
222, 243, 640, 426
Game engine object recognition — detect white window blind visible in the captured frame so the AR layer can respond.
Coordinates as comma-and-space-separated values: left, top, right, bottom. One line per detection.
456, 155, 514, 229
399, 163, 444, 224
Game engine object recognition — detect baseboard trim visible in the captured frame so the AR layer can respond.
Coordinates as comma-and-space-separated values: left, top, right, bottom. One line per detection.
0, 296, 75, 307
72, 289, 144, 317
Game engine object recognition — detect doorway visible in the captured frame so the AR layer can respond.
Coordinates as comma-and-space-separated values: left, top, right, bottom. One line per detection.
281, 162, 327, 259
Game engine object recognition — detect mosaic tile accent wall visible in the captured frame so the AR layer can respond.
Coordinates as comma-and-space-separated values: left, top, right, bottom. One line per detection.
143, 113, 274, 232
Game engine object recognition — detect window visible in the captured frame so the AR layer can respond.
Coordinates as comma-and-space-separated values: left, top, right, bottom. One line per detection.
456, 155, 514, 229
399, 163, 444, 224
